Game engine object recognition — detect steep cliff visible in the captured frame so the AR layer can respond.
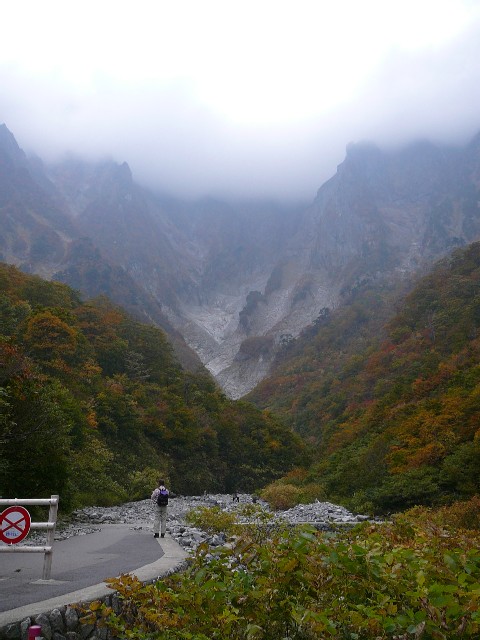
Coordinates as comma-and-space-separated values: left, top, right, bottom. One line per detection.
2, 122, 480, 396
0, 125, 203, 372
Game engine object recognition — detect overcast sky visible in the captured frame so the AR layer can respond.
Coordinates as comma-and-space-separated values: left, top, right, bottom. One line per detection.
2, 0, 480, 201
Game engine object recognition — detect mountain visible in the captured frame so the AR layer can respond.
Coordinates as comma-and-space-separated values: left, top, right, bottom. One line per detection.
2, 123, 480, 397
46, 133, 480, 398
40, 154, 299, 386
249, 242, 480, 513
208, 135, 480, 395
297, 137, 480, 275
0, 124, 77, 277
0, 124, 203, 372
48, 159, 305, 396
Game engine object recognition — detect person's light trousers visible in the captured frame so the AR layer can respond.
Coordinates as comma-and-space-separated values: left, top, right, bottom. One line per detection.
154, 505, 167, 535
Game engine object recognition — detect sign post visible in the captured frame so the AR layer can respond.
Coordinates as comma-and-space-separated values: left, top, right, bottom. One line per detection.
0, 506, 31, 544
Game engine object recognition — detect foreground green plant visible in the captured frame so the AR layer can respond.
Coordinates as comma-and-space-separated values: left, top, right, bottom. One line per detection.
98, 504, 480, 639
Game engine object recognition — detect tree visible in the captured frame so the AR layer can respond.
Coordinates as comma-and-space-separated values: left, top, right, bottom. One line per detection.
0, 374, 74, 504
23, 311, 79, 362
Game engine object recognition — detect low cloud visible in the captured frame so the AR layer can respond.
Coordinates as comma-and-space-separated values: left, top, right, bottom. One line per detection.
1, 3, 480, 201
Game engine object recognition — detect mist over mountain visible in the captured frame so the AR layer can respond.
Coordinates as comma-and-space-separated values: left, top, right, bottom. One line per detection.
0, 124, 203, 372
1, 122, 480, 396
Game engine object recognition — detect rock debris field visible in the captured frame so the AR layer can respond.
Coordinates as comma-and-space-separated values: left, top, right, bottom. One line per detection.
31, 495, 372, 553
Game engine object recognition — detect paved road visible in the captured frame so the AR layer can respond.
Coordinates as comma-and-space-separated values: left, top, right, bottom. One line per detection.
0, 524, 188, 627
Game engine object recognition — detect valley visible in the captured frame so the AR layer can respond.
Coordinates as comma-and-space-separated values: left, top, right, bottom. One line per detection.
2, 124, 480, 398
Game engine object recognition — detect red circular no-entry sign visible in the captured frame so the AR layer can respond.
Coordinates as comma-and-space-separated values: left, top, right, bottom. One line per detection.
0, 506, 31, 544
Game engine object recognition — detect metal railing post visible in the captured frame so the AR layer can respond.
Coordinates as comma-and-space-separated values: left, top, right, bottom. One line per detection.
42, 495, 59, 580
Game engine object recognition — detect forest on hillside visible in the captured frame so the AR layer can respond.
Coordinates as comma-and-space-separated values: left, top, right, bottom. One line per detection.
0, 263, 306, 510
251, 243, 480, 514
3, 241, 480, 517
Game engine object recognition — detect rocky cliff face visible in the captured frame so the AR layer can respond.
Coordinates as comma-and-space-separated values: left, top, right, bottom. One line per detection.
2, 123, 480, 397
0, 126, 203, 372
47, 159, 311, 396
0, 124, 78, 279
215, 137, 480, 396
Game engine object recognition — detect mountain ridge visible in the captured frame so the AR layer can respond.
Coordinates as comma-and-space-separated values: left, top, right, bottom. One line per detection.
0, 125, 204, 372
2, 122, 480, 396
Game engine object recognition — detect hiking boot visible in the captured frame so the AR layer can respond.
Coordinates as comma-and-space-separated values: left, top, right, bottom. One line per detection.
154, 533, 159, 538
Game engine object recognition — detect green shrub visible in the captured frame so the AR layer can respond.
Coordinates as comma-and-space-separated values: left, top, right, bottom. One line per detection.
441, 495, 480, 529
408, 495, 480, 531
347, 492, 376, 516
97, 507, 480, 639
128, 467, 164, 501
260, 482, 302, 509
185, 505, 240, 536
260, 481, 326, 510
297, 482, 327, 504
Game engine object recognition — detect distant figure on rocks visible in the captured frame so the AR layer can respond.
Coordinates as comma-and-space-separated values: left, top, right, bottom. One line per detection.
232, 491, 240, 503
151, 479, 169, 538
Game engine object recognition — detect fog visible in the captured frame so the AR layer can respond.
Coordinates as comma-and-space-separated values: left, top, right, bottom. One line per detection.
1, 0, 480, 201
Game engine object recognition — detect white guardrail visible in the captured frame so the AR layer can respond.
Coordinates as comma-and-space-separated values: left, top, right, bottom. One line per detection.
0, 495, 59, 580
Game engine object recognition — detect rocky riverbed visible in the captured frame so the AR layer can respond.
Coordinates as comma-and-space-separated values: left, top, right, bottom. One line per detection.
34, 494, 371, 553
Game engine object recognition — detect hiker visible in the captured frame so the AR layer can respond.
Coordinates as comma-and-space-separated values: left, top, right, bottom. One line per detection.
151, 478, 169, 538
232, 491, 240, 503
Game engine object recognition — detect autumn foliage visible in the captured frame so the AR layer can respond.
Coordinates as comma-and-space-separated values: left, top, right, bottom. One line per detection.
251, 243, 480, 514
0, 263, 306, 508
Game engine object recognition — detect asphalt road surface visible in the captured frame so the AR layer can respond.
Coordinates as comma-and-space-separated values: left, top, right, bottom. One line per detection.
0, 524, 187, 626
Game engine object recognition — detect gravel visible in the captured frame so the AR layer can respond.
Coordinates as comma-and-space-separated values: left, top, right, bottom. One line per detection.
25, 494, 372, 553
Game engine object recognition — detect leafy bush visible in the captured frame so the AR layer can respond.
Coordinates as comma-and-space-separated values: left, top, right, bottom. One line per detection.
438, 495, 480, 530
96, 505, 480, 639
370, 466, 443, 512
408, 496, 480, 531
68, 436, 127, 508
298, 482, 327, 503
128, 467, 164, 501
185, 505, 240, 536
260, 480, 326, 510
260, 482, 302, 509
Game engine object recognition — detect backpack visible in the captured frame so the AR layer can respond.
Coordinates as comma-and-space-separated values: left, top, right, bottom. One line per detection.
157, 487, 169, 506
